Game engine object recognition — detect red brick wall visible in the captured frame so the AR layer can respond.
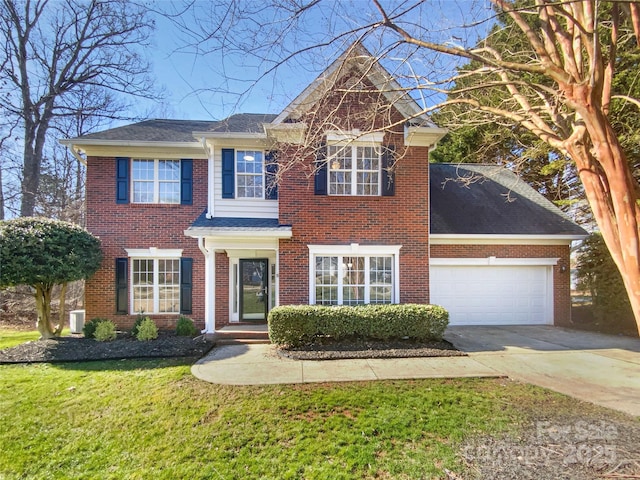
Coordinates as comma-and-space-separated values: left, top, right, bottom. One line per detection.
430, 244, 572, 325
277, 79, 431, 305
84, 156, 207, 331
214, 253, 230, 328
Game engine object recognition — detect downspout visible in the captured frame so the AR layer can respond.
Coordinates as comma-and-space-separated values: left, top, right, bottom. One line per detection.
198, 237, 216, 334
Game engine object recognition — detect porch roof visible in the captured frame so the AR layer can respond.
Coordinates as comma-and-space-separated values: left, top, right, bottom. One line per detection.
185, 212, 292, 238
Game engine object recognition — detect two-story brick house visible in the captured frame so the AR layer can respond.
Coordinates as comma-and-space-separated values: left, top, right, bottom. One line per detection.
62, 43, 586, 333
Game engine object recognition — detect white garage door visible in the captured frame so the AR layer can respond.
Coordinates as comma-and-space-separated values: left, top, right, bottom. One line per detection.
430, 264, 553, 325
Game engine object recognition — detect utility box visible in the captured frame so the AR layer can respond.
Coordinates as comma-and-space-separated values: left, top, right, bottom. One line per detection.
69, 310, 85, 334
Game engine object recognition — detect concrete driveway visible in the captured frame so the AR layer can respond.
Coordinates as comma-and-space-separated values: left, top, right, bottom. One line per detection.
444, 326, 640, 416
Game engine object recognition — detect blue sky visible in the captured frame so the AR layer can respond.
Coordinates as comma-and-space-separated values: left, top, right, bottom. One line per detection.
137, 0, 493, 122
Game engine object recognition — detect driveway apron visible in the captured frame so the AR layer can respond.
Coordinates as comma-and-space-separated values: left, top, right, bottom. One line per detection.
445, 326, 640, 416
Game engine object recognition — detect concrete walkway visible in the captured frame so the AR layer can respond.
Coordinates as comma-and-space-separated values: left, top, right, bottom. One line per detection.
192, 325, 640, 416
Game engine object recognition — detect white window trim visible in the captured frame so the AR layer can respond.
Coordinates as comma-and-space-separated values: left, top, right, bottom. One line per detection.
327, 144, 381, 196
126, 248, 183, 258
131, 159, 180, 204
126, 248, 183, 315
308, 244, 401, 305
236, 150, 265, 200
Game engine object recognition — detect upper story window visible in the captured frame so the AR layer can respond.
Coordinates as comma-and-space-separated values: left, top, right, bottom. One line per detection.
236, 150, 264, 198
328, 145, 380, 196
314, 132, 395, 197
221, 148, 278, 200
132, 159, 180, 204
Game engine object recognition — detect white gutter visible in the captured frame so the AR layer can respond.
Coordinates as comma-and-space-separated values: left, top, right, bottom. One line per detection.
59, 140, 88, 166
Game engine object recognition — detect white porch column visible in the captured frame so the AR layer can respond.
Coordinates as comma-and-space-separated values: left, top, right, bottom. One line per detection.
198, 237, 216, 334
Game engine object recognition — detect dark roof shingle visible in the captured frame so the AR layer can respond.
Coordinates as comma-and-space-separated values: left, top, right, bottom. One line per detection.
429, 163, 587, 236
72, 114, 278, 142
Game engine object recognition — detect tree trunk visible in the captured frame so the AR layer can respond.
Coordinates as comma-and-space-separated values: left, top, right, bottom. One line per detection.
0, 161, 4, 220
34, 283, 55, 340
566, 117, 640, 335
54, 282, 67, 336
20, 133, 40, 218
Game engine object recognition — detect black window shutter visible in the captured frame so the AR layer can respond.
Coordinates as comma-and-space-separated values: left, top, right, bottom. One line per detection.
180, 258, 193, 315
221, 148, 235, 199
115, 258, 128, 314
381, 145, 396, 197
116, 157, 129, 204
265, 151, 278, 200
314, 144, 327, 195
180, 159, 193, 205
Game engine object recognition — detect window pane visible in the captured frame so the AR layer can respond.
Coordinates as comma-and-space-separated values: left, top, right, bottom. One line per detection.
236, 151, 264, 198
343, 256, 365, 305
159, 182, 180, 204
158, 160, 179, 180
369, 256, 393, 304
132, 160, 154, 180
315, 256, 338, 305
328, 146, 352, 195
133, 259, 154, 314
356, 147, 379, 196
133, 181, 154, 203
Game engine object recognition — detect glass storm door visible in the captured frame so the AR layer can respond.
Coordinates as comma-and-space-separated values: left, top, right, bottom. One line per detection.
239, 259, 269, 321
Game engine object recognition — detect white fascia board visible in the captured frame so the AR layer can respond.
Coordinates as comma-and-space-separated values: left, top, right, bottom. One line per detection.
430, 257, 560, 266
184, 227, 292, 239
125, 248, 183, 258
430, 234, 587, 245
404, 126, 448, 147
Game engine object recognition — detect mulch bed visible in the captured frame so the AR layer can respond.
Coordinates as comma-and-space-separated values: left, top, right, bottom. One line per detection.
0, 332, 215, 364
278, 338, 466, 360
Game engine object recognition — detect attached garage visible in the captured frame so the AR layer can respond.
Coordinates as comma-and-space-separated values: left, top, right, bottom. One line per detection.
430, 258, 556, 326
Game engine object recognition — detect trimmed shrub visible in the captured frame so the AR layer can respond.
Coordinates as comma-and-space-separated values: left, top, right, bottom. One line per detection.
130, 314, 146, 337
136, 317, 158, 341
94, 320, 117, 342
175, 316, 198, 337
268, 304, 449, 347
83, 317, 108, 339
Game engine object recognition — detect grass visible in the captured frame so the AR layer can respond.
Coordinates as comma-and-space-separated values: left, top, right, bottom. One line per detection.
0, 327, 70, 349
0, 328, 634, 479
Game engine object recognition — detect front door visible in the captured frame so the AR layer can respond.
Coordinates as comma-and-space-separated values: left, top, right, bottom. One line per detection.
239, 259, 269, 322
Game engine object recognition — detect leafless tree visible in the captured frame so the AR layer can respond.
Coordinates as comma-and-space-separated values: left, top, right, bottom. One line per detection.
170, 0, 640, 332
0, 0, 157, 217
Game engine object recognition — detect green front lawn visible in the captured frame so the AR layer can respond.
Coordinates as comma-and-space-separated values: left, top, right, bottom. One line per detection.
1, 329, 635, 479
0, 356, 600, 480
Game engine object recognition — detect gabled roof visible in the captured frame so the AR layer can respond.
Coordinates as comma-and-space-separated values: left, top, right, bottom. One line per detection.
429, 163, 587, 237
272, 42, 436, 126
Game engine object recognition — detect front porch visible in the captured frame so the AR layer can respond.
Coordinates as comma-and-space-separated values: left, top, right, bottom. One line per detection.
185, 214, 292, 334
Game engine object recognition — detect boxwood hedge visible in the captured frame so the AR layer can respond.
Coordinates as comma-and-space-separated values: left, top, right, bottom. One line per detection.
268, 304, 449, 347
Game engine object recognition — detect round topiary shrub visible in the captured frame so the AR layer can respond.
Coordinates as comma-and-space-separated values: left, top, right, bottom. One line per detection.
136, 317, 158, 341
175, 316, 198, 336
94, 320, 117, 342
